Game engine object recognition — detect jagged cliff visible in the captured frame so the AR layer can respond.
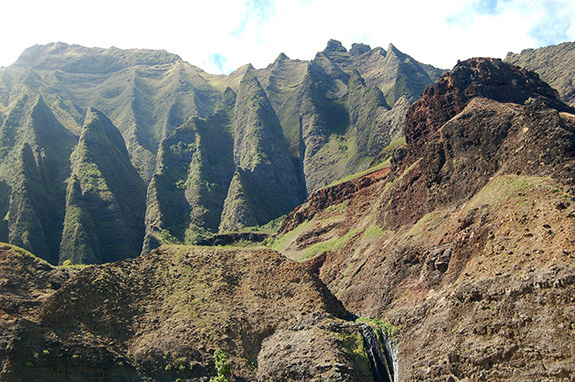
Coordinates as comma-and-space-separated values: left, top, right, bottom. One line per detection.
61, 108, 146, 264
0, 95, 76, 264
0, 40, 443, 263
274, 58, 575, 380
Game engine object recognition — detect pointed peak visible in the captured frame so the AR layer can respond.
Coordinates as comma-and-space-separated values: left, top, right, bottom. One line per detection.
30, 94, 49, 112
239, 69, 262, 88
81, 107, 129, 156
222, 87, 237, 108
276, 52, 289, 61
83, 107, 118, 133
236, 63, 255, 73
84, 107, 106, 124
19, 142, 34, 157
229, 63, 255, 80
386, 43, 407, 61
387, 43, 405, 56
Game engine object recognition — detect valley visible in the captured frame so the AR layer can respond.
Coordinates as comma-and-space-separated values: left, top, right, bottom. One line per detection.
1, 41, 575, 381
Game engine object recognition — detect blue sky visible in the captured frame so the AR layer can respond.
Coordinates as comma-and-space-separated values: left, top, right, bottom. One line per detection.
1, 0, 573, 73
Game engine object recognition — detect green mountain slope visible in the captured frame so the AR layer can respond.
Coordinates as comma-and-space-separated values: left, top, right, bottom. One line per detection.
221, 72, 304, 230
61, 108, 146, 264
143, 103, 235, 252
0, 96, 76, 264
1, 43, 221, 181
0, 40, 444, 262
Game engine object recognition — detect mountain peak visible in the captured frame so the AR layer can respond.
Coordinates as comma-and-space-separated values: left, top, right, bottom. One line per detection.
275, 52, 289, 61
386, 43, 405, 59
350, 43, 371, 56
404, 57, 574, 163
324, 39, 347, 53
14, 42, 182, 73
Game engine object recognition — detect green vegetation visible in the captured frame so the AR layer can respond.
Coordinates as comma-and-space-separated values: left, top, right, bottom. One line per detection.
297, 228, 361, 261
467, 175, 545, 209
0, 242, 39, 259
209, 349, 232, 382
0, 41, 437, 266
62, 108, 146, 264
326, 135, 405, 188
402, 210, 444, 242
356, 317, 400, 342
361, 224, 384, 242
339, 329, 372, 380
268, 218, 314, 252
246, 215, 286, 234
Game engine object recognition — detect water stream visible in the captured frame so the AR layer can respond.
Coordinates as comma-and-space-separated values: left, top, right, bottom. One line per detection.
359, 323, 398, 382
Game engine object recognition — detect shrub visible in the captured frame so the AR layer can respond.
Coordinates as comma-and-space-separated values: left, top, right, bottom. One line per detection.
209, 349, 232, 382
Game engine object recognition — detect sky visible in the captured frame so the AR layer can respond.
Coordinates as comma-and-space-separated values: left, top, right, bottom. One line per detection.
1, 0, 574, 74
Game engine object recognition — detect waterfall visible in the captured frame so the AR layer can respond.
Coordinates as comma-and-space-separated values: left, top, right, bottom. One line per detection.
379, 327, 399, 382
359, 323, 397, 382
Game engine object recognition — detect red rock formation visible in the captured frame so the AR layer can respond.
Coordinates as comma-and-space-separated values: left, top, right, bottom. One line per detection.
404, 57, 572, 165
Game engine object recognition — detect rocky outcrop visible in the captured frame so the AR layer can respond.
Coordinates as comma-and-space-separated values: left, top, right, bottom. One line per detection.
257, 314, 373, 382
195, 231, 268, 246
404, 57, 572, 165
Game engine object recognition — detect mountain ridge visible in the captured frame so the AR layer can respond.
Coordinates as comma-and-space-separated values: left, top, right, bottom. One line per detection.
0, 39, 446, 264
1, 41, 575, 381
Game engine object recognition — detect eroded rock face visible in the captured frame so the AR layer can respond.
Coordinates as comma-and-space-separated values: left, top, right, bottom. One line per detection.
257, 314, 373, 382
404, 57, 572, 164
276, 59, 575, 381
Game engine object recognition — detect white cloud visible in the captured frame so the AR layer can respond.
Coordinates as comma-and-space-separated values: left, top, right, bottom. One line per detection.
0, 0, 573, 72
